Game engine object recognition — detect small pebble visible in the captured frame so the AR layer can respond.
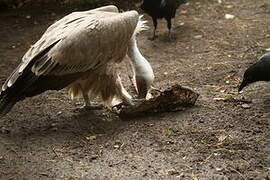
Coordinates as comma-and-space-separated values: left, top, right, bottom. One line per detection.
242, 104, 251, 109
194, 35, 203, 39
179, 22, 185, 26
220, 89, 226, 93
199, 119, 205, 123
167, 169, 179, 175
225, 14, 235, 19
216, 167, 223, 171
86, 136, 97, 141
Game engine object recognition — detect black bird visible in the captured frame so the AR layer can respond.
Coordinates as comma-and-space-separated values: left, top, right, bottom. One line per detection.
140, 0, 187, 40
239, 52, 270, 92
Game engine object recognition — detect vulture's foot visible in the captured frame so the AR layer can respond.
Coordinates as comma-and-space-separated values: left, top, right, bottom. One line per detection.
132, 98, 146, 105
84, 102, 104, 110
82, 94, 104, 110
76, 102, 104, 111
112, 98, 145, 111
149, 87, 162, 97
112, 103, 124, 111
151, 86, 162, 93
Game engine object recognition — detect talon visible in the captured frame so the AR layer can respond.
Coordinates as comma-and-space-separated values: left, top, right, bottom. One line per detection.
79, 101, 104, 111
112, 103, 124, 111
132, 98, 146, 106
150, 86, 162, 93
84, 103, 104, 110
112, 98, 145, 111
82, 92, 103, 110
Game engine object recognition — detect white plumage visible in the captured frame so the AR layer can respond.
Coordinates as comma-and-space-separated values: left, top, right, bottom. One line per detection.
0, 5, 154, 117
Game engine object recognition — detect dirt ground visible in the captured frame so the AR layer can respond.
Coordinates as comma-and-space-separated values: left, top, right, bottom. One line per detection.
0, 0, 270, 179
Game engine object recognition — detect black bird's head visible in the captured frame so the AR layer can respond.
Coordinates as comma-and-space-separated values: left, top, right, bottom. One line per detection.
176, 0, 188, 9
238, 53, 270, 92
178, 0, 188, 5
238, 69, 257, 92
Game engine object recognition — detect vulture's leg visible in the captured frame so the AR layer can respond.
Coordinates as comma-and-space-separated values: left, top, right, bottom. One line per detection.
82, 92, 91, 107
127, 36, 155, 101
166, 17, 172, 40
120, 86, 134, 106
111, 76, 134, 110
82, 92, 103, 110
148, 17, 158, 40
111, 80, 146, 111
113, 86, 148, 110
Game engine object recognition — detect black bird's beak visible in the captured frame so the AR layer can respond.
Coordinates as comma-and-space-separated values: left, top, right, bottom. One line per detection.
238, 79, 248, 92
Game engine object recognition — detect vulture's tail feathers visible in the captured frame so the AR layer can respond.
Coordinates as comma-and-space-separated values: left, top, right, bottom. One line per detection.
0, 94, 18, 118
0, 71, 39, 118
133, 15, 149, 37
0, 40, 60, 118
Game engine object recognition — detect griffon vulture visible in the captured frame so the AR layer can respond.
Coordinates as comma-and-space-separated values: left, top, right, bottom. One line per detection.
0, 5, 154, 117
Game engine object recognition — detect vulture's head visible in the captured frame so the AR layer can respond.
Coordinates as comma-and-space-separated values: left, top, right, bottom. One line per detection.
239, 52, 270, 92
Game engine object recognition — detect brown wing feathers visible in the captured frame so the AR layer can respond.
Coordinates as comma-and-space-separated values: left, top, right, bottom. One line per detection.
0, 8, 141, 117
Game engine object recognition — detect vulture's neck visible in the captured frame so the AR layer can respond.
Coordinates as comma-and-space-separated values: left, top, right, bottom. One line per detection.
127, 37, 154, 77
127, 37, 154, 98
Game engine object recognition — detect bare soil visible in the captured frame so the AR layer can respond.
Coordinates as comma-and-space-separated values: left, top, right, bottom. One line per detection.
0, 0, 270, 179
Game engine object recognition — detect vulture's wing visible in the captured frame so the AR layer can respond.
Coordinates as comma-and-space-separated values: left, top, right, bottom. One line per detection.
0, 9, 139, 117
87, 5, 119, 13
